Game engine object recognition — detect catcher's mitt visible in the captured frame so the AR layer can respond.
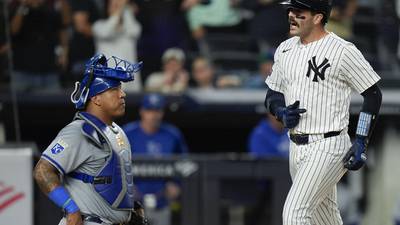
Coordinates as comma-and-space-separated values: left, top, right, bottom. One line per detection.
127, 201, 148, 225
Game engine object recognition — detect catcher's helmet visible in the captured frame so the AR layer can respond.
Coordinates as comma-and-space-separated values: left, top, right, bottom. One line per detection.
280, 0, 332, 23
71, 54, 142, 109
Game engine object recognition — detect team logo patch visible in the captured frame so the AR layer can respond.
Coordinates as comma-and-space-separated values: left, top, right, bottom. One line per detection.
51, 140, 68, 154
306, 56, 331, 82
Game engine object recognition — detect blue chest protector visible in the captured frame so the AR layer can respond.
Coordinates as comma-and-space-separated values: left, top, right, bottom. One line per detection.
69, 112, 134, 210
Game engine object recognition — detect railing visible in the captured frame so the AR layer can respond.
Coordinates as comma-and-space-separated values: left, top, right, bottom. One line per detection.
131, 154, 291, 225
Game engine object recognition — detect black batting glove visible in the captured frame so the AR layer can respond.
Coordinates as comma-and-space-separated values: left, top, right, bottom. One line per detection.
343, 136, 368, 170
276, 101, 307, 128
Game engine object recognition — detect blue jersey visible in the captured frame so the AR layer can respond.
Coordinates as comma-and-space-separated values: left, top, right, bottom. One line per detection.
248, 119, 289, 158
123, 122, 188, 155
122, 122, 188, 209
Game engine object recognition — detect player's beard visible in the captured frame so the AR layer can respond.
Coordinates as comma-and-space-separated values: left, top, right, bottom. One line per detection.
288, 19, 300, 37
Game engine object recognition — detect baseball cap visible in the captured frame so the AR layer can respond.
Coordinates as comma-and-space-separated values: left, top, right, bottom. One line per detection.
162, 48, 185, 63
141, 93, 166, 110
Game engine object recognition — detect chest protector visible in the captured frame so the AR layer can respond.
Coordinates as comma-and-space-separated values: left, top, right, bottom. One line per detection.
69, 112, 134, 210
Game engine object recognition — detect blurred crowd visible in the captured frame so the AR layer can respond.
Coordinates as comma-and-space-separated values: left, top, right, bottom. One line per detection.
0, 0, 399, 92
0, 0, 398, 225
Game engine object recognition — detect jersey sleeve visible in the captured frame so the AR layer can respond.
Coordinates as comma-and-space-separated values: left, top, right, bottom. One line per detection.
340, 44, 381, 93
265, 45, 286, 93
41, 123, 91, 176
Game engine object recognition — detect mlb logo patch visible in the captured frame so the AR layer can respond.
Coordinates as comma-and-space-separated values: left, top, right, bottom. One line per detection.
51, 140, 68, 154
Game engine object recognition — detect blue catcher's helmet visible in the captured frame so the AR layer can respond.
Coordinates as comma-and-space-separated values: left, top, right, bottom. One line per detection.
71, 54, 142, 109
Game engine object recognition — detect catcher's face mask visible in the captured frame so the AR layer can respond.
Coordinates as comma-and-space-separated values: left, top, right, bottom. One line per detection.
71, 54, 142, 109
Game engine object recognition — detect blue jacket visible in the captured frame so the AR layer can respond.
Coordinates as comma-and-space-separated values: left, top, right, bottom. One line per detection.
248, 119, 289, 158
123, 122, 188, 209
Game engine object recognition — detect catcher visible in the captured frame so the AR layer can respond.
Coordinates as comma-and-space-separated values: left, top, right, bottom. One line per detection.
33, 54, 147, 225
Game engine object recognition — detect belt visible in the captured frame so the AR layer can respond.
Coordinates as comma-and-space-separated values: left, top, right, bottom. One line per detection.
63, 214, 121, 225
289, 130, 342, 145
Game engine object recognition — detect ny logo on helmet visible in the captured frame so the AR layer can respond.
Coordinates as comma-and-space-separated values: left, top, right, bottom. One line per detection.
306, 56, 331, 82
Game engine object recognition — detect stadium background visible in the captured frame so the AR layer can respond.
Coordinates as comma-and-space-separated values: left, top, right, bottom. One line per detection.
0, 0, 400, 225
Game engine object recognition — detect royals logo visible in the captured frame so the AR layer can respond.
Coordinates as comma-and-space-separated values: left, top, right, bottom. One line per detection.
306, 56, 331, 82
51, 140, 68, 154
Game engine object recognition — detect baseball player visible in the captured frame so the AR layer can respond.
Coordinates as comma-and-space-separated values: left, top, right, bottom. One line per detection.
264, 0, 382, 224
123, 93, 188, 225
248, 112, 289, 158
33, 54, 147, 225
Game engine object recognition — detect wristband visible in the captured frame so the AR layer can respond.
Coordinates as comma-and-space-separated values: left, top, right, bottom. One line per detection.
48, 186, 79, 214
356, 112, 372, 137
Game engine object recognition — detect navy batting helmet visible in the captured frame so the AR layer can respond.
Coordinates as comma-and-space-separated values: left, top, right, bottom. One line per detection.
280, 0, 332, 23
71, 54, 142, 109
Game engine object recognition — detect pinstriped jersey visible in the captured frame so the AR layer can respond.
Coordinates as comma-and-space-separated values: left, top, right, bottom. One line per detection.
266, 32, 380, 134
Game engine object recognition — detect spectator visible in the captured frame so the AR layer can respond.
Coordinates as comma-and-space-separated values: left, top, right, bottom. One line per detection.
190, 56, 216, 90
248, 112, 289, 158
183, 0, 243, 40
65, 0, 99, 85
326, 0, 358, 40
242, 0, 288, 52
215, 73, 242, 88
123, 93, 188, 225
9, 0, 66, 91
93, 0, 142, 92
189, 55, 245, 90
376, 0, 399, 72
135, 0, 192, 78
242, 50, 274, 89
145, 48, 189, 94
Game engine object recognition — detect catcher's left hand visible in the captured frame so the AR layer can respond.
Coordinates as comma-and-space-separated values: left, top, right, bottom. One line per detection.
127, 201, 148, 225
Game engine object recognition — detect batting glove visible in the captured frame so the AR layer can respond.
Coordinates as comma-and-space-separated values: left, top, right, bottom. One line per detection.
343, 136, 367, 170
276, 101, 307, 128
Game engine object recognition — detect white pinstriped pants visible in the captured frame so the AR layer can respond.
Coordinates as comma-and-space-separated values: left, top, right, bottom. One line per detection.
283, 133, 351, 225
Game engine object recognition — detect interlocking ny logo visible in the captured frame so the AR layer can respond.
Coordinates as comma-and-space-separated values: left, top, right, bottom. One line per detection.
306, 56, 331, 82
